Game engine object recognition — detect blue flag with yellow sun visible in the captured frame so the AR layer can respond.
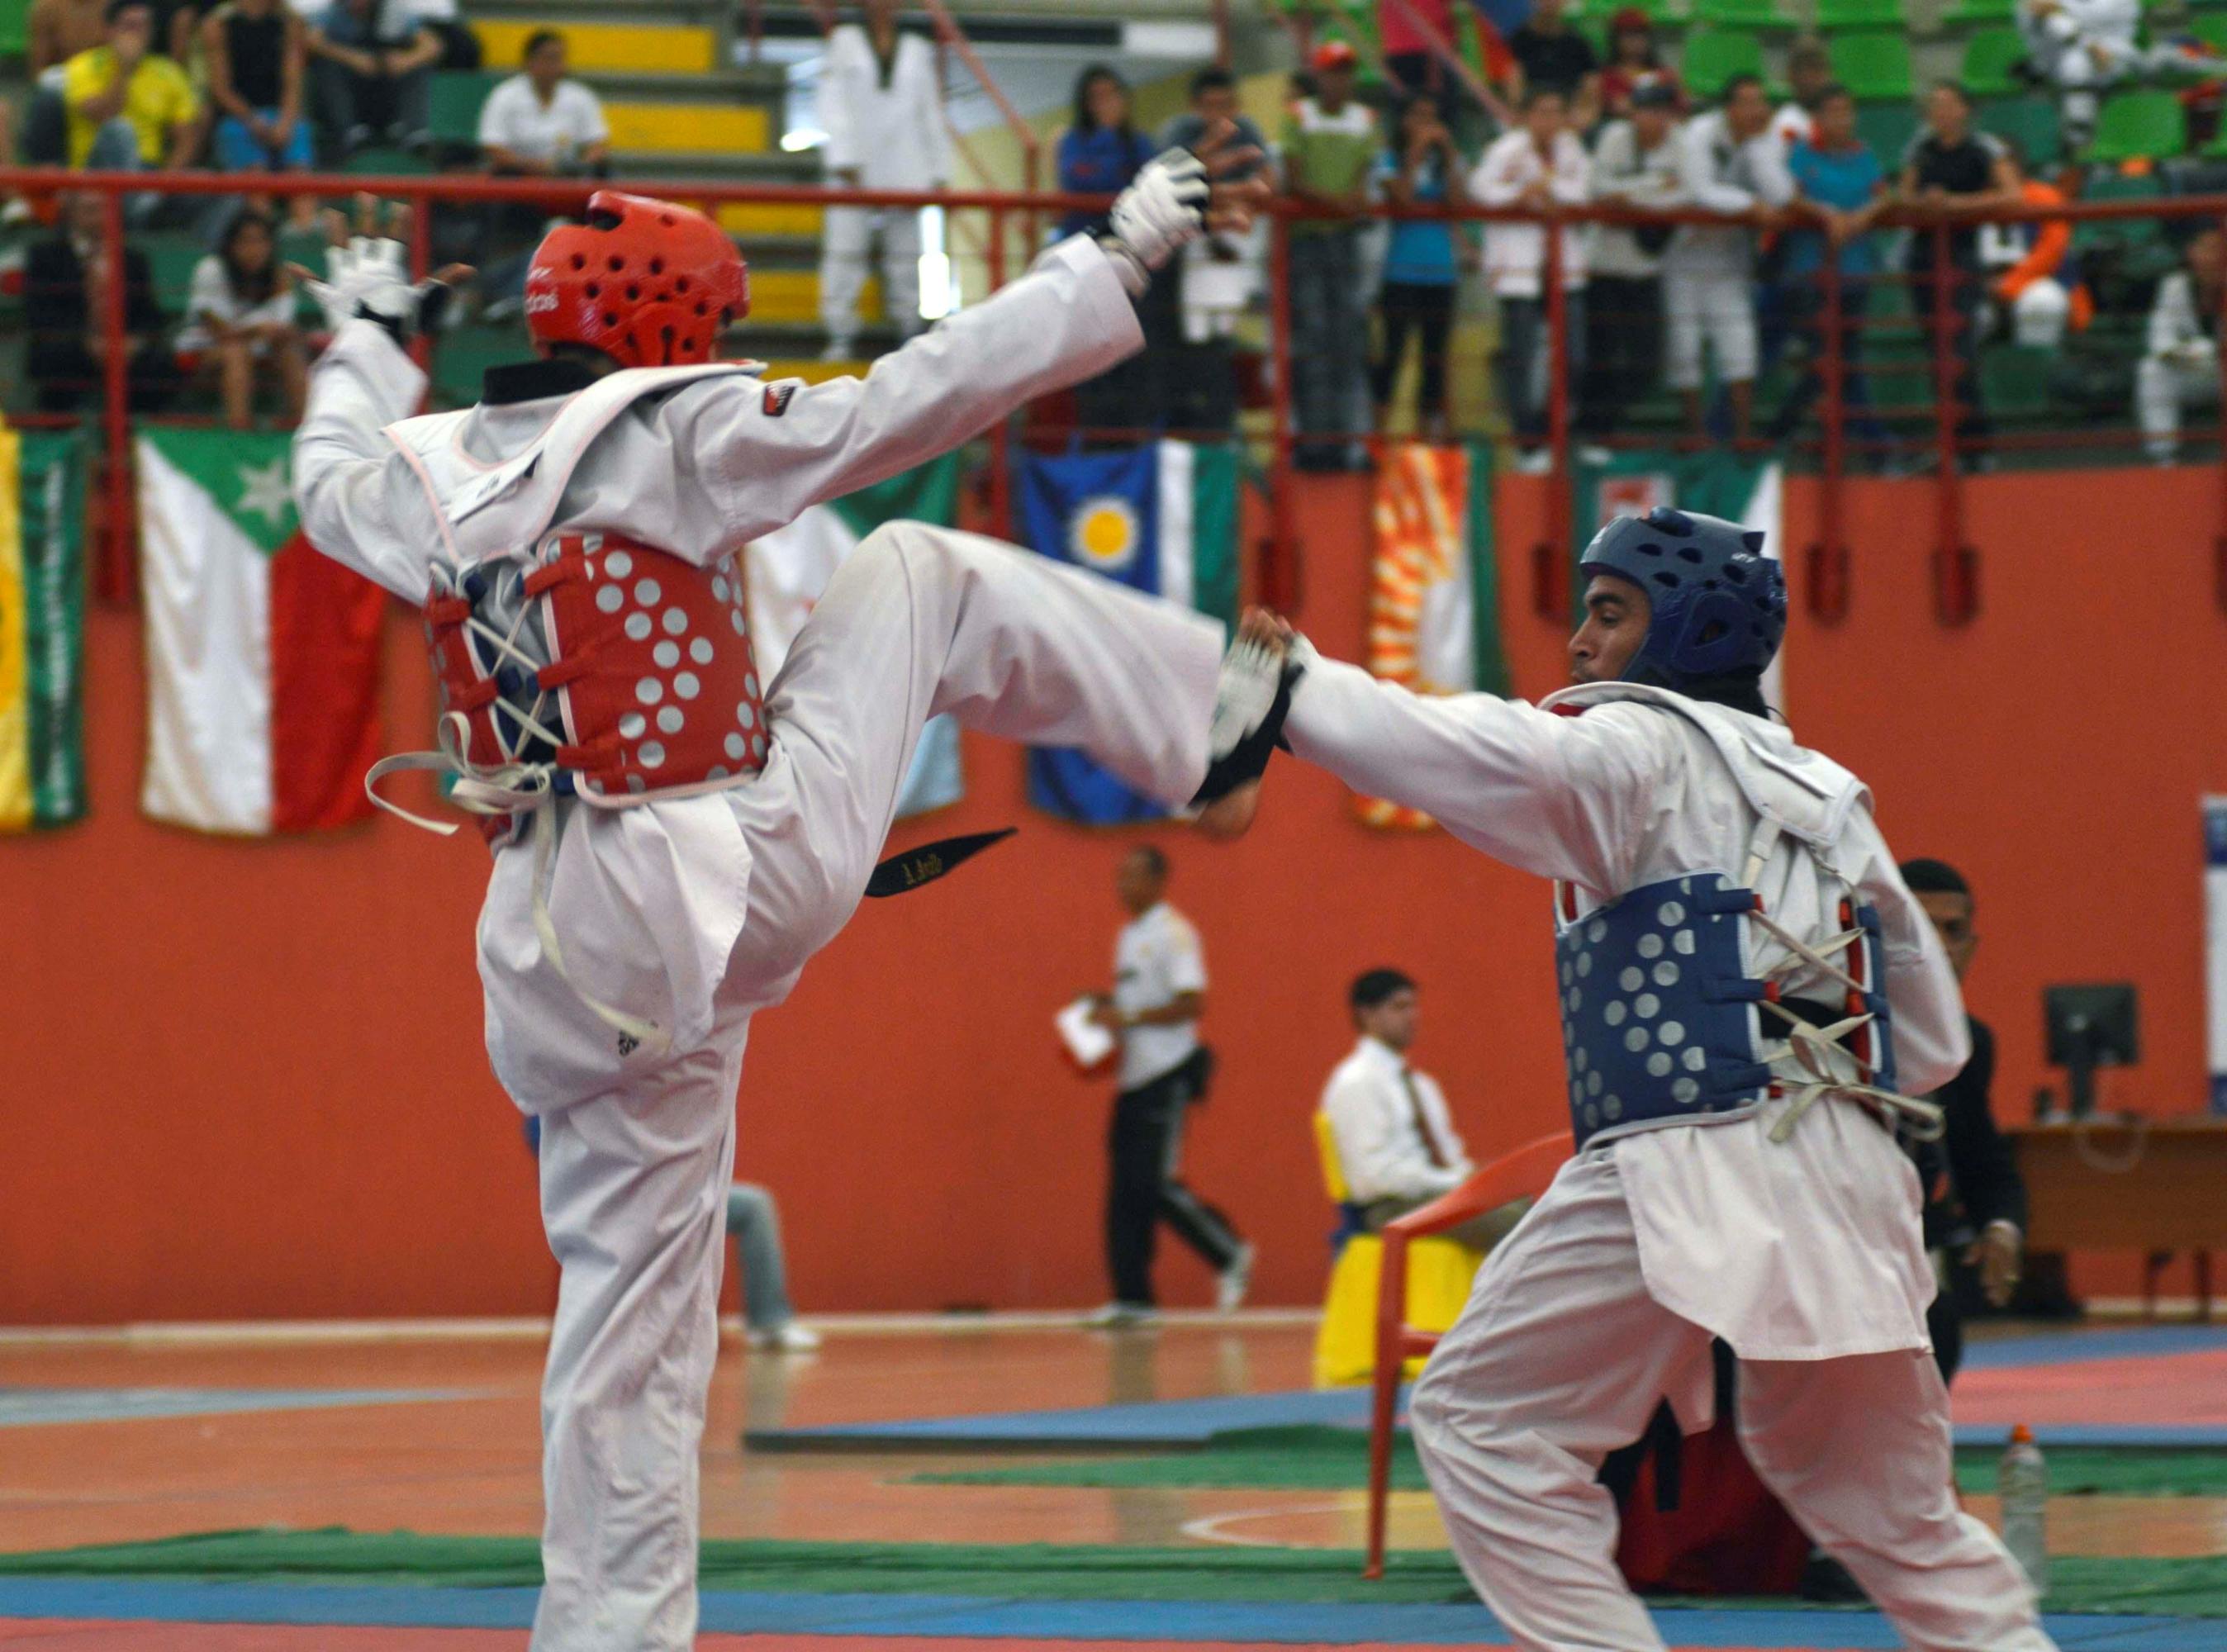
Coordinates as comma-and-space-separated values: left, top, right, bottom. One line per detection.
1018, 440, 1241, 824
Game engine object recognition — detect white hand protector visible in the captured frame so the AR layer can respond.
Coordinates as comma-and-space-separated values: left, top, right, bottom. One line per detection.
1106, 148, 1211, 274
302, 235, 455, 343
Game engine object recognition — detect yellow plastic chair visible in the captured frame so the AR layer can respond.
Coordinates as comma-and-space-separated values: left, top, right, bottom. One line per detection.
1310, 1113, 1484, 1389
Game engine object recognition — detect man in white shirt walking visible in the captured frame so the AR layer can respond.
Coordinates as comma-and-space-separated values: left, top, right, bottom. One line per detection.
1087, 845, 1251, 1325
1321, 969, 1522, 1250
816, 0, 947, 360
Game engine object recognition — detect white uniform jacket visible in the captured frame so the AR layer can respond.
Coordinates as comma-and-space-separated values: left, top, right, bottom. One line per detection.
1285, 654, 1970, 1360
292, 234, 1142, 1110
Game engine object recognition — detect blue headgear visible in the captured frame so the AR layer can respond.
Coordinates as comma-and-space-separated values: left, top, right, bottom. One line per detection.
1577, 506, 1788, 691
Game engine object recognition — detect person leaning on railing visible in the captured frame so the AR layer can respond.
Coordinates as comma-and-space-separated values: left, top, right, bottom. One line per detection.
1472, 84, 1590, 470
1283, 40, 1377, 472
1579, 75, 1682, 448
1370, 88, 1466, 444
2137, 221, 2226, 465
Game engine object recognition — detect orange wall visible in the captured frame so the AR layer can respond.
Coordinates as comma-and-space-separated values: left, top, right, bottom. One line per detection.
3, 465, 2221, 1324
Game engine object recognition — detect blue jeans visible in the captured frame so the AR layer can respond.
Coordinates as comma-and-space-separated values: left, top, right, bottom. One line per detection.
725, 1184, 795, 1331
213, 110, 316, 172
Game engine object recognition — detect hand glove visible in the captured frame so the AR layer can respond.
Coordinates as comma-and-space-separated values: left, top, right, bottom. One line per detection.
302, 235, 458, 344
1105, 147, 1211, 276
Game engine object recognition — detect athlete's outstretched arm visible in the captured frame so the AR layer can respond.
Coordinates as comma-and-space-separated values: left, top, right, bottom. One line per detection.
1283, 646, 1677, 895
653, 235, 1142, 553
292, 318, 441, 600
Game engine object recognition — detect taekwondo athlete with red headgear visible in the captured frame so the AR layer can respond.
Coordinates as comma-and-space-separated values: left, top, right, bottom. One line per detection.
290, 142, 1280, 1652
1227, 513, 2057, 1652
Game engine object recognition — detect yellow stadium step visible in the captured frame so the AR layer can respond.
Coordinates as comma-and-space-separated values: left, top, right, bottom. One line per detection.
472, 20, 715, 75
719, 201, 824, 240
605, 101, 768, 156
748, 269, 878, 324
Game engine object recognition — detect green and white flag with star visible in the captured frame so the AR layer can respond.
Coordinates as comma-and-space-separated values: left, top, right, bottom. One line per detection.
137, 428, 387, 834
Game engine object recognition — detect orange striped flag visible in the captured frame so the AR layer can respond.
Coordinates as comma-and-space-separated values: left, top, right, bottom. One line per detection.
1356, 442, 1508, 831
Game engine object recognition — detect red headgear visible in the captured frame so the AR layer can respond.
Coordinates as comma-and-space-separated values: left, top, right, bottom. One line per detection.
525, 191, 752, 368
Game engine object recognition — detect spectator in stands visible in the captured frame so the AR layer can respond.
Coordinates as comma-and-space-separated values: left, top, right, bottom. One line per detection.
1597, 9, 1679, 122
1055, 65, 1155, 242
1899, 82, 2018, 468
816, 0, 946, 362
1284, 40, 1378, 470
26, 0, 112, 167
64, 0, 202, 224
1982, 144, 2088, 349
1769, 84, 1892, 454
1664, 73, 1789, 444
2018, 0, 2223, 154
1158, 67, 1270, 431
725, 1184, 821, 1354
477, 28, 607, 179
202, 0, 316, 226
1502, 0, 1600, 132
1582, 77, 1682, 445
1057, 65, 1162, 439
305, 0, 438, 157
1474, 86, 1589, 468
1372, 90, 1465, 443
2138, 223, 2224, 463
178, 204, 305, 428
401, 0, 480, 70
26, 188, 178, 413
1769, 37, 1833, 155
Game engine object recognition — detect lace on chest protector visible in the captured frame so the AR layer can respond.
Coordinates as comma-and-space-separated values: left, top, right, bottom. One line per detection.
1554, 817, 1944, 1151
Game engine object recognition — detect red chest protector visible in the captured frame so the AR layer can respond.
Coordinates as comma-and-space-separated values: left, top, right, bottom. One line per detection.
413, 531, 767, 840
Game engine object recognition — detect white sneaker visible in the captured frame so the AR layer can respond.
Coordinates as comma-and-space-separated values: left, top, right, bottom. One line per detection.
1217, 1242, 1256, 1313
1083, 1301, 1158, 1329
747, 1322, 822, 1353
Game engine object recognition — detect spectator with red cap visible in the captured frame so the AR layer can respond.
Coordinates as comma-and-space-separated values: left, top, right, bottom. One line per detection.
1598, 8, 1680, 121
1284, 40, 1377, 469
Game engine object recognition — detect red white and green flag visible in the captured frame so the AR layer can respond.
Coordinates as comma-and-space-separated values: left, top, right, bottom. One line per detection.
137, 428, 387, 834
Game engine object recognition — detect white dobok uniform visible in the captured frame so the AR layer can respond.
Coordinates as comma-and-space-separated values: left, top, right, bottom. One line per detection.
1280, 657, 2057, 1652
816, 23, 947, 349
292, 233, 1225, 1651
2020, 0, 2193, 141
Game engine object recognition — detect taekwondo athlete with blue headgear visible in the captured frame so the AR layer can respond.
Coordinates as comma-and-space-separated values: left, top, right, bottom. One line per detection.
1232, 510, 2055, 1651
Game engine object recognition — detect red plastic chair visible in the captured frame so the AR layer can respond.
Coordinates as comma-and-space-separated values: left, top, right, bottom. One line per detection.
1364, 1131, 1573, 1579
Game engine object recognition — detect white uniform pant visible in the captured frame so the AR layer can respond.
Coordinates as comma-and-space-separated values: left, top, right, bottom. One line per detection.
529, 523, 1223, 1652
819, 205, 924, 345
1408, 1151, 2056, 1652
2137, 353, 2218, 459
1662, 265, 1757, 390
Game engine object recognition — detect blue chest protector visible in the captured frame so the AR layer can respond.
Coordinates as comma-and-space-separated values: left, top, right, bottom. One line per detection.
1556, 871, 1901, 1151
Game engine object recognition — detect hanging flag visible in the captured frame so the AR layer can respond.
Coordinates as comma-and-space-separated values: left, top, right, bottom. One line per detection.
2207, 796, 2227, 1114
1356, 441, 1508, 831
0, 430, 88, 833
137, 428, 386, 835
1018, 440, 1241, 824
745, 453, 966, 819
1574, 451, 1787, 712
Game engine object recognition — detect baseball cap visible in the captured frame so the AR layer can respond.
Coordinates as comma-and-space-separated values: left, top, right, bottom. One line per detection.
1312, 40, 1358, 72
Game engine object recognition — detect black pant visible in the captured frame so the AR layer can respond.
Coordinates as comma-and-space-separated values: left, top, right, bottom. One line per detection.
1373, 280, 1455, 421
1106, 1056, 1242, 1307
1578, 273, 1662, 439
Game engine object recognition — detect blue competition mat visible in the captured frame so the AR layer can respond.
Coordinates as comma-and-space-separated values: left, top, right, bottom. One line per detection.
0, 1578, 2212, 1648
0, 1387, 472, 1427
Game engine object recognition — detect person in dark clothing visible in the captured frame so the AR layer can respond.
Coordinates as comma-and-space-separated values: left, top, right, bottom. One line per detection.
1371, 90, 1466, 441
1503, 0, 1601, 129
305, 0, 439, 155
1899, 856, 2027, 1381
1898, 83, 2018, 468
1057, 64, 1166, 439
26, 189, 179, 414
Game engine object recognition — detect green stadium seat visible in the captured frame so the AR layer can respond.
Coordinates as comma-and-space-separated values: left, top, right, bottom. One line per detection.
2190, 11, 2227, 51
1978, 345, 2056, 420
1855, 102, 1921, 164
1978, 94, 2063, 166
1579, 0, 1679, 21
1816, 0, 1904, 26
1827, 30, 1914, 102
1692, 0, 1796, 28
1681, 28, 1768, 94
344, 145, 436, 176
428, 70, 502, 146
1942, 0, 2018, 22
142, 236, 207, 307
1960, 28, 2029, 98
2070, 167, 2168, 256
0, 0, 29, 58
2082, 88, 2187, 162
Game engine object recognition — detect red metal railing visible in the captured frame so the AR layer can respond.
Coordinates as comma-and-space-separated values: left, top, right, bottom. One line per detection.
15, 166, 2227, 618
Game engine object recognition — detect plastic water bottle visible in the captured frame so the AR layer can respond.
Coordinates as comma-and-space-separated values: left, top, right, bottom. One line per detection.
1998, 1424, 2049, 1596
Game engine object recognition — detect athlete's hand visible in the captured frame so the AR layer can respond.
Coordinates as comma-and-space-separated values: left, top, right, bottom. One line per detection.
1965, 1220, 2022, 1308
290, 195, 472, 344
1106, 121, 1270, 270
